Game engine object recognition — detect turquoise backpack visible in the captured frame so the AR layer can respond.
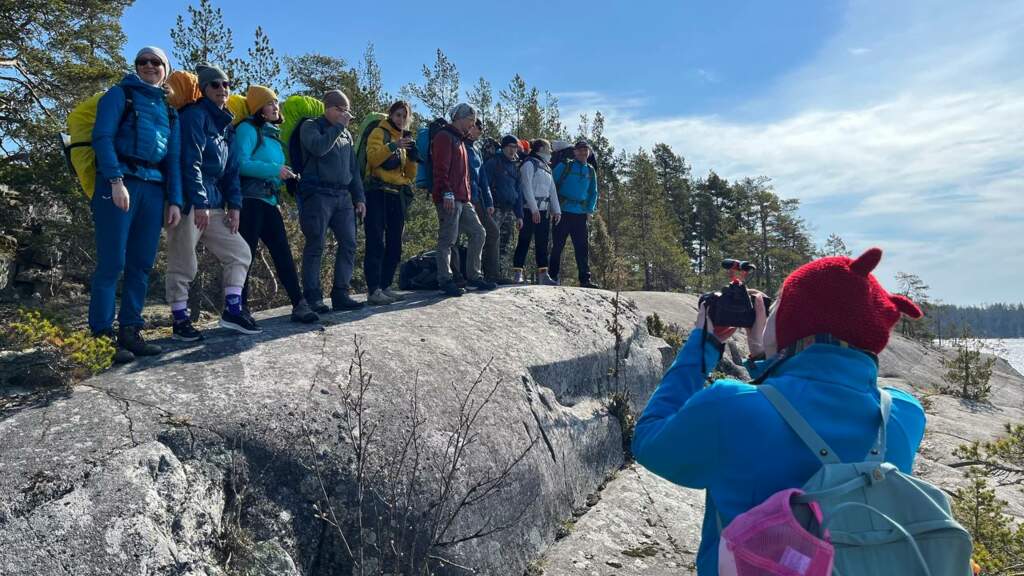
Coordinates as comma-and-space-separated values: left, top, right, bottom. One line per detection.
721, 385, 973, 575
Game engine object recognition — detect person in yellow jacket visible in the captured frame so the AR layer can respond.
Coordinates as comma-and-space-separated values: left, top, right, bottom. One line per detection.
363, 100, 419, 305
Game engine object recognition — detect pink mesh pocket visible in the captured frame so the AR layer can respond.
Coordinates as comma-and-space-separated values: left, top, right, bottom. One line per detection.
718, 489, 834, 576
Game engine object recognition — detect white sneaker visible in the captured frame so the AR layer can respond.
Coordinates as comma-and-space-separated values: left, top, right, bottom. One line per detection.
367, 288, 394, 305
382, 288, 404, 301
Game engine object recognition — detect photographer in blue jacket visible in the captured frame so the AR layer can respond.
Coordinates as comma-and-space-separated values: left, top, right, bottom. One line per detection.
633, 247, 927, 575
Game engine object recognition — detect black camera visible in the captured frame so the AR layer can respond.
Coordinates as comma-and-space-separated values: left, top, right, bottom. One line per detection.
698, 259, 772, 328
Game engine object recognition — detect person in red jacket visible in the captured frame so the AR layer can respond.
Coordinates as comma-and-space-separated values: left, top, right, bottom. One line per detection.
431, 103, 496, 296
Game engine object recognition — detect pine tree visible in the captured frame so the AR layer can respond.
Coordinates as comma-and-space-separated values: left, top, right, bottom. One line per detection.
170, 0, 235, 74
821, 233, 851, 257
942, 329, 996, 401
519, 87, 544, 139
652, 143, 693, 259
233, 25, 280, 91
404, 49, 460, 120
499, 74, 529, 136
467, 77, 499, 138
284, 53, 356, 98
541, 91, 567, 141
357, 43, 390, 112
952, 472, 1024, 573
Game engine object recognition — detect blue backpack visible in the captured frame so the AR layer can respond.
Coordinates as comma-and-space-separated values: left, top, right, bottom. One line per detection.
414, 117, 451, 191
719, 385, 973, 576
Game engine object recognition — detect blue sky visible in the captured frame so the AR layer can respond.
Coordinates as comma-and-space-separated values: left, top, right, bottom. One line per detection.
122, 0, 1023, 305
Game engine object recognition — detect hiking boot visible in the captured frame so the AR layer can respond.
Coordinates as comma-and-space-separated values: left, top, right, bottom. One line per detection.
309, 300, 331, 314
367, 288, 395, 306
291, 299, 319, 323
512, 268, 525, 284
331, 292, 365, 311
580, 279, 602, 289
381, 288, 404, 301
95, 329, 134, 364
440, 281, 465, 297
118, 325, 161, 357
469, 278, 497, 291
220, 309, 263, 334
172, 319, 204, 342
539, 272, 559, 286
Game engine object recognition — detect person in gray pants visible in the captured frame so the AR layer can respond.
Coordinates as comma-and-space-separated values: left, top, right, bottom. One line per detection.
297, 90, 366, 312
430, 103, 496, 297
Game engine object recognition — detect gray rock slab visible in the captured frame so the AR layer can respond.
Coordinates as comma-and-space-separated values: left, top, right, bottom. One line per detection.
0, 286, 666, 576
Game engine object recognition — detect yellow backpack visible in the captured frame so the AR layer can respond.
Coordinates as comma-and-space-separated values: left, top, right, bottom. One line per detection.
61, 92, 106, 198
226, 93, 249, 126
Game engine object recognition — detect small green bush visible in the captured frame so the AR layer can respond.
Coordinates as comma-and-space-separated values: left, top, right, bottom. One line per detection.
646, 312, 685, 353
941, 332, 995, 402
8, 309, 114, 378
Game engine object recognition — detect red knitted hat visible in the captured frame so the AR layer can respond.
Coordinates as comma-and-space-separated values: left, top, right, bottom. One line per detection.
775, 247, 923, 355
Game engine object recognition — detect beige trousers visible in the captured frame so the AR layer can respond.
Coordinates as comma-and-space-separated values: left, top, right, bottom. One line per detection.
164, 209, 252, 304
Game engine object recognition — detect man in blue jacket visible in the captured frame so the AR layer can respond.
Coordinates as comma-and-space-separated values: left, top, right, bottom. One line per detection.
550, 140, 599, 288
165, 64, 257, 341
90, 46, 182, 362
633, 248, 927, 575
465, 119, 499, 283
482, 135, 524, 283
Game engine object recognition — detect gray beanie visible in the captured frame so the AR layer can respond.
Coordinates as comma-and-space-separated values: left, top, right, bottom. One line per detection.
135, 46, 170, 70
196, 64, 229, 89
450, 102, 477, 122
323, 90, 350, 109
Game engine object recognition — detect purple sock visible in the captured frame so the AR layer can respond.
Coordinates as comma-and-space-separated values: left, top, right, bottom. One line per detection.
171, 303, 189, 324
225, 294, 242, 315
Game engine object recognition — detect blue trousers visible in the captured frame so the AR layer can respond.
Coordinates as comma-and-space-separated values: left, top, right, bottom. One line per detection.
88, 177, 165, 333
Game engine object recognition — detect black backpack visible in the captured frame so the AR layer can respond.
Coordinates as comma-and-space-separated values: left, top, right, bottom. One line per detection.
285, 116, 316, 196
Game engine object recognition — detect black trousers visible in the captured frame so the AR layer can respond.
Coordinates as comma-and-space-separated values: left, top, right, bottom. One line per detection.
513, 209, 549, 268
363, 187, 407, 292
550, 212, 590, 282
239, 198, 303, 307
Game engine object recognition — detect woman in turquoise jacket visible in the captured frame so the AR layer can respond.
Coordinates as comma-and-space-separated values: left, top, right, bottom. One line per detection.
90, 46, 181, 363
233, 85, 317, 323
633, 248, 927, 575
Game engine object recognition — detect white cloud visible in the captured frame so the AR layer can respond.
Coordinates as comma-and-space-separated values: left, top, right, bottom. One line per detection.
558, 0, 1024, 305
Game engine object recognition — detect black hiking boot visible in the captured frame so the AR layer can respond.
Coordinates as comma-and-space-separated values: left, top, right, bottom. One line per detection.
220, 309, 263, 334
580, 279, 602, 289
118, 324, 161, 356
331, 291, 365, 311
94, 329, 134, 364
309, 299, 331, 314
172, 319, 204, 342
468, 278, 497, 291
291, 299, 319, 323
440, 281, 464, 297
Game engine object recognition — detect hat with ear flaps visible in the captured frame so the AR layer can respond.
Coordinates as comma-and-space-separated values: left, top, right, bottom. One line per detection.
775, 247, 923, 355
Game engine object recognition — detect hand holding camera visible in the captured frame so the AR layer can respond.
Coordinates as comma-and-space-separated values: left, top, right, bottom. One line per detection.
698, 259, 773, 329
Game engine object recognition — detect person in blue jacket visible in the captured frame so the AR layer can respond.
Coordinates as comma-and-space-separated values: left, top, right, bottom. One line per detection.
233, 85, 317, 324
550, 139, 600, 288
481, 135, 524, 283
90, 46, 182, 363
633, 247, 927, 575
165, 64, 257, 341
465, 119, 500, 283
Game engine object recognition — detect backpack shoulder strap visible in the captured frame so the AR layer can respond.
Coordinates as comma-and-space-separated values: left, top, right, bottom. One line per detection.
868, 390, 891, 461
759, 385, 841, 464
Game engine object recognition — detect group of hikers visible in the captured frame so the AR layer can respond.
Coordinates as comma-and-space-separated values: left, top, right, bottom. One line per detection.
83, 47, 600, 364
77, 45, 978, 576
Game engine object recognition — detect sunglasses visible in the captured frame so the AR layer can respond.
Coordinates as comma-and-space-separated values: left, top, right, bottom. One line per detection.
135, 58, 164, 67
208, 80, 231, 90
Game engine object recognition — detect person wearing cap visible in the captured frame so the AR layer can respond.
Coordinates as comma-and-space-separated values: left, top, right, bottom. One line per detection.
464, 118, 500, 284
482, 135, 525, 283
632, 248, 927, 575
514, 139, 561, 285
431, 103, 495, 297
363, 100, 418, 306
550, 139, 600, 288
166, 63, 257, 341
232, 85, 317, 324
296, 89, 366, 312
89, 46, 182, 363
